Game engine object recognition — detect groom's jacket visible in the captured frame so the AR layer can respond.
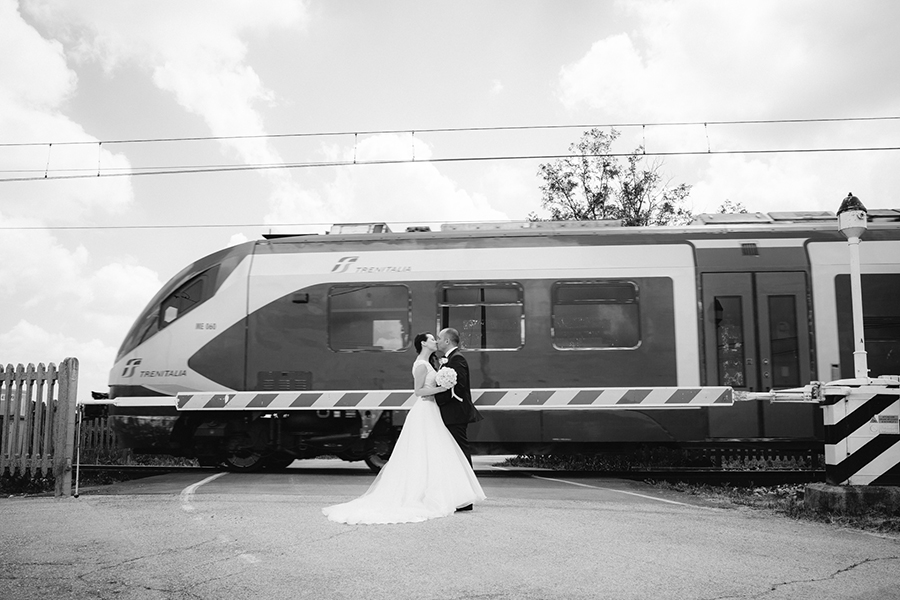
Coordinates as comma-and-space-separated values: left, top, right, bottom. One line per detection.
434, 350, 482, 425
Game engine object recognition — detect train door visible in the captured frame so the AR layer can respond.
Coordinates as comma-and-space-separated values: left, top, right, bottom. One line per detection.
702, 272, 811, 391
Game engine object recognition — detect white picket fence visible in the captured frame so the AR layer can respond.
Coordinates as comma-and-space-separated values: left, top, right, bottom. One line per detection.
0, 358, 79, 496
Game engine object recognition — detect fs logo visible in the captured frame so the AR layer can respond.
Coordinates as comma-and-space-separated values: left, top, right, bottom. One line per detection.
122, 358, 142, 378
331, 256, 359, 274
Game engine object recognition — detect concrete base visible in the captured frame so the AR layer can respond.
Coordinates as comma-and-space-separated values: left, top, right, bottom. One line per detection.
805, 483, 900, 514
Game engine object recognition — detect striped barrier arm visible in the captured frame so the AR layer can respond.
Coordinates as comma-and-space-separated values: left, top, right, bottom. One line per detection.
821, 378, 900, 486
172, 386, 733, 411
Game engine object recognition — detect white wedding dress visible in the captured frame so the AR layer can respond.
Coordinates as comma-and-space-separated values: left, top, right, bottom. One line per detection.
322, 360, 486, 524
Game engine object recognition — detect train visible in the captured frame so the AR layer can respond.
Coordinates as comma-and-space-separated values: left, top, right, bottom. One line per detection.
106, 209, 900, 471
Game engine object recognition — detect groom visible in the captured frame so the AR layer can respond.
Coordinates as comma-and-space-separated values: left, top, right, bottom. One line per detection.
434, 328, 483, 472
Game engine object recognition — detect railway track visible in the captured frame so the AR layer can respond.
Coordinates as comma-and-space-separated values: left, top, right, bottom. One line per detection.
75, 463, 825, 487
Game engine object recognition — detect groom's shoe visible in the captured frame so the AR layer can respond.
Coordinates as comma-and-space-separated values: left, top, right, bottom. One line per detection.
456, 504, 473, 512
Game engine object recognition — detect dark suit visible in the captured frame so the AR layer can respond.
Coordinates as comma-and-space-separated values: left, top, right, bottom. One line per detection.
434, 348, 482, 465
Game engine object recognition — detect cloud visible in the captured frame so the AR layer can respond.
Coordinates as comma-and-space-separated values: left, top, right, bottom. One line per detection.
228, 233, 250, 247
560, 0, 900, 121
0, 0, 134, 220
0, 209, 163, 397
0, 212, 89, 305
25, 0, 306, 141
0, 320, 114, 398
0, 0, 73, 107
479, 164, 541, 219
556, 0, 900, 214
22, 0, 318, 224
278, 134, 510, 227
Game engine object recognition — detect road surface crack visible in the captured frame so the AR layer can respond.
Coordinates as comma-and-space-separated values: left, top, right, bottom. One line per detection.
715, 555, 900, 599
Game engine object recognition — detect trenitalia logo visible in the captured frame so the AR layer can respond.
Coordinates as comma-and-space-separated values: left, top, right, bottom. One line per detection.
331, 256, 359, 273
122, 358, 142, 377
330, 255, 412, 274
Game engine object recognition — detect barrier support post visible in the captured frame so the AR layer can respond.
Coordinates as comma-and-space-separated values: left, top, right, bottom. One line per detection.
820, 377, 900, 486
836, 192, 869, 381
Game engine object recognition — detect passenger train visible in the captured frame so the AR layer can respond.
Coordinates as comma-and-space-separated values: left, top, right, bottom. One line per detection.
107, 209, 900, 471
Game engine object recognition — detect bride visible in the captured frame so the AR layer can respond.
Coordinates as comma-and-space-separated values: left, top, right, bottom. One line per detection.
322, 332, 486, 524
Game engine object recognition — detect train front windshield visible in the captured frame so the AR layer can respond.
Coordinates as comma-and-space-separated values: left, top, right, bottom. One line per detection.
115, 242, 255, 361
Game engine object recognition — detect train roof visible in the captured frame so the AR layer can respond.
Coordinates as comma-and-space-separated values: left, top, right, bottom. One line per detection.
260, 209, 900, 245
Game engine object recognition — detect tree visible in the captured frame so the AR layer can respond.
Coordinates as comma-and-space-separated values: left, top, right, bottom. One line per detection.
532, 128, 693, 226
716, 199, 748, 214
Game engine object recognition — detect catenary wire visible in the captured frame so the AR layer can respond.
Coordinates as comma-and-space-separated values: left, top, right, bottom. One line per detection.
2, 144, 900, 183
0, 219, 470, 231
1, 115, 899, 148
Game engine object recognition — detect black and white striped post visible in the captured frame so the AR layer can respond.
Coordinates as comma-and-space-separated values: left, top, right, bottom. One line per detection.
820, 194, 900, 485
821, 377, 900, 485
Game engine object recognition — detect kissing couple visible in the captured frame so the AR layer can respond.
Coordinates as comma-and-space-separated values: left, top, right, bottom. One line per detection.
323, 328, 485, 524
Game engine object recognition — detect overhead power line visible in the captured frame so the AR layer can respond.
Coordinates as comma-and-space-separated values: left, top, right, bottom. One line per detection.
0, 219, 457, 232
1, 115, 899, 148
2, 144, 900, 183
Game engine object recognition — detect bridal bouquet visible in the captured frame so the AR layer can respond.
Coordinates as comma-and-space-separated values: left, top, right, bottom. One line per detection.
435, 366, 457, 388
435, 366, 462, 401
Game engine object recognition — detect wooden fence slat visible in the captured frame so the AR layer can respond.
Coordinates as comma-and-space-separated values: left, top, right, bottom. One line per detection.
1, 364, 12, 474
20, 364, 36, 474
31, 364, 47, 476
42, 364, 57, 476
10, 365, 25, 472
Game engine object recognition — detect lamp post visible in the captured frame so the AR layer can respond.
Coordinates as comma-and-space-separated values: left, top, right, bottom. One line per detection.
836, 192, 869, 380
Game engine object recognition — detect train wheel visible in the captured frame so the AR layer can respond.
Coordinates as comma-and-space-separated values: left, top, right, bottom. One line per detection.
221, 434, 266, 472
221, 450, 266, 472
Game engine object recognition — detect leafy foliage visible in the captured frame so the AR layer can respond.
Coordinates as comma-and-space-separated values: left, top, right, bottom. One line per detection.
716, 199, 749, 214
533, 128, 693, 226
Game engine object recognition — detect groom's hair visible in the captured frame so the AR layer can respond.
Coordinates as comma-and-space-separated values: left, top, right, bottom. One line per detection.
413, 332, 431, 353
442, 328, 460, 346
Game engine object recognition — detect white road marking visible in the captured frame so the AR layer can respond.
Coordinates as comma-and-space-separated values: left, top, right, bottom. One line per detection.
530, 474, 716, 510
180, 472, 228, 512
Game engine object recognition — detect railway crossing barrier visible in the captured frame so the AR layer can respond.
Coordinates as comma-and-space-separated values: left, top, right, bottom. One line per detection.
172, 386, 734, 411
744, 376, 900, 487
819, 376, 900, 486
0, 358, 79, 496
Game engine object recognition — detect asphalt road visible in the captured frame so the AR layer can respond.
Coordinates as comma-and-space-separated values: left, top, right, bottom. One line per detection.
2, 458, 899, 600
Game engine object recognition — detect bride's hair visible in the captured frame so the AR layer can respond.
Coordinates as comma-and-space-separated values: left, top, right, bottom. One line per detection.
413, 332, 431, 354
413, 332, 439, 370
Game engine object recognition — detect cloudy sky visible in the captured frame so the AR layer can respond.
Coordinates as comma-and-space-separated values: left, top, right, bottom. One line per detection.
2, 0, 899, 397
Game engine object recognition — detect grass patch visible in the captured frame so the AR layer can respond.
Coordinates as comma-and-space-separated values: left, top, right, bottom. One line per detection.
501, 448, 819, 472
0, 472, 55, 496
654, 481, 900, 535
1, 453, 200, 496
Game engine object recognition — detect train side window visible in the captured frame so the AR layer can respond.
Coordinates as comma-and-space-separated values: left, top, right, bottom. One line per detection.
835, 273, 900, 379
714, 296, 746, 387
768, 295, 800, 387
328, 285, 410, 351
159, 266, 218, 329
439, 283, 524, 350
552, 281, 640, 350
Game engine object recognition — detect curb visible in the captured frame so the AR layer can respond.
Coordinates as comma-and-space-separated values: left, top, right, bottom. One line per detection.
804, 482, 900, 514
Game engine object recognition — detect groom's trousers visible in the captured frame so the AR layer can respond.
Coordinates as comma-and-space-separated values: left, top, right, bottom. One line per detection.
447, 423, 472, 466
